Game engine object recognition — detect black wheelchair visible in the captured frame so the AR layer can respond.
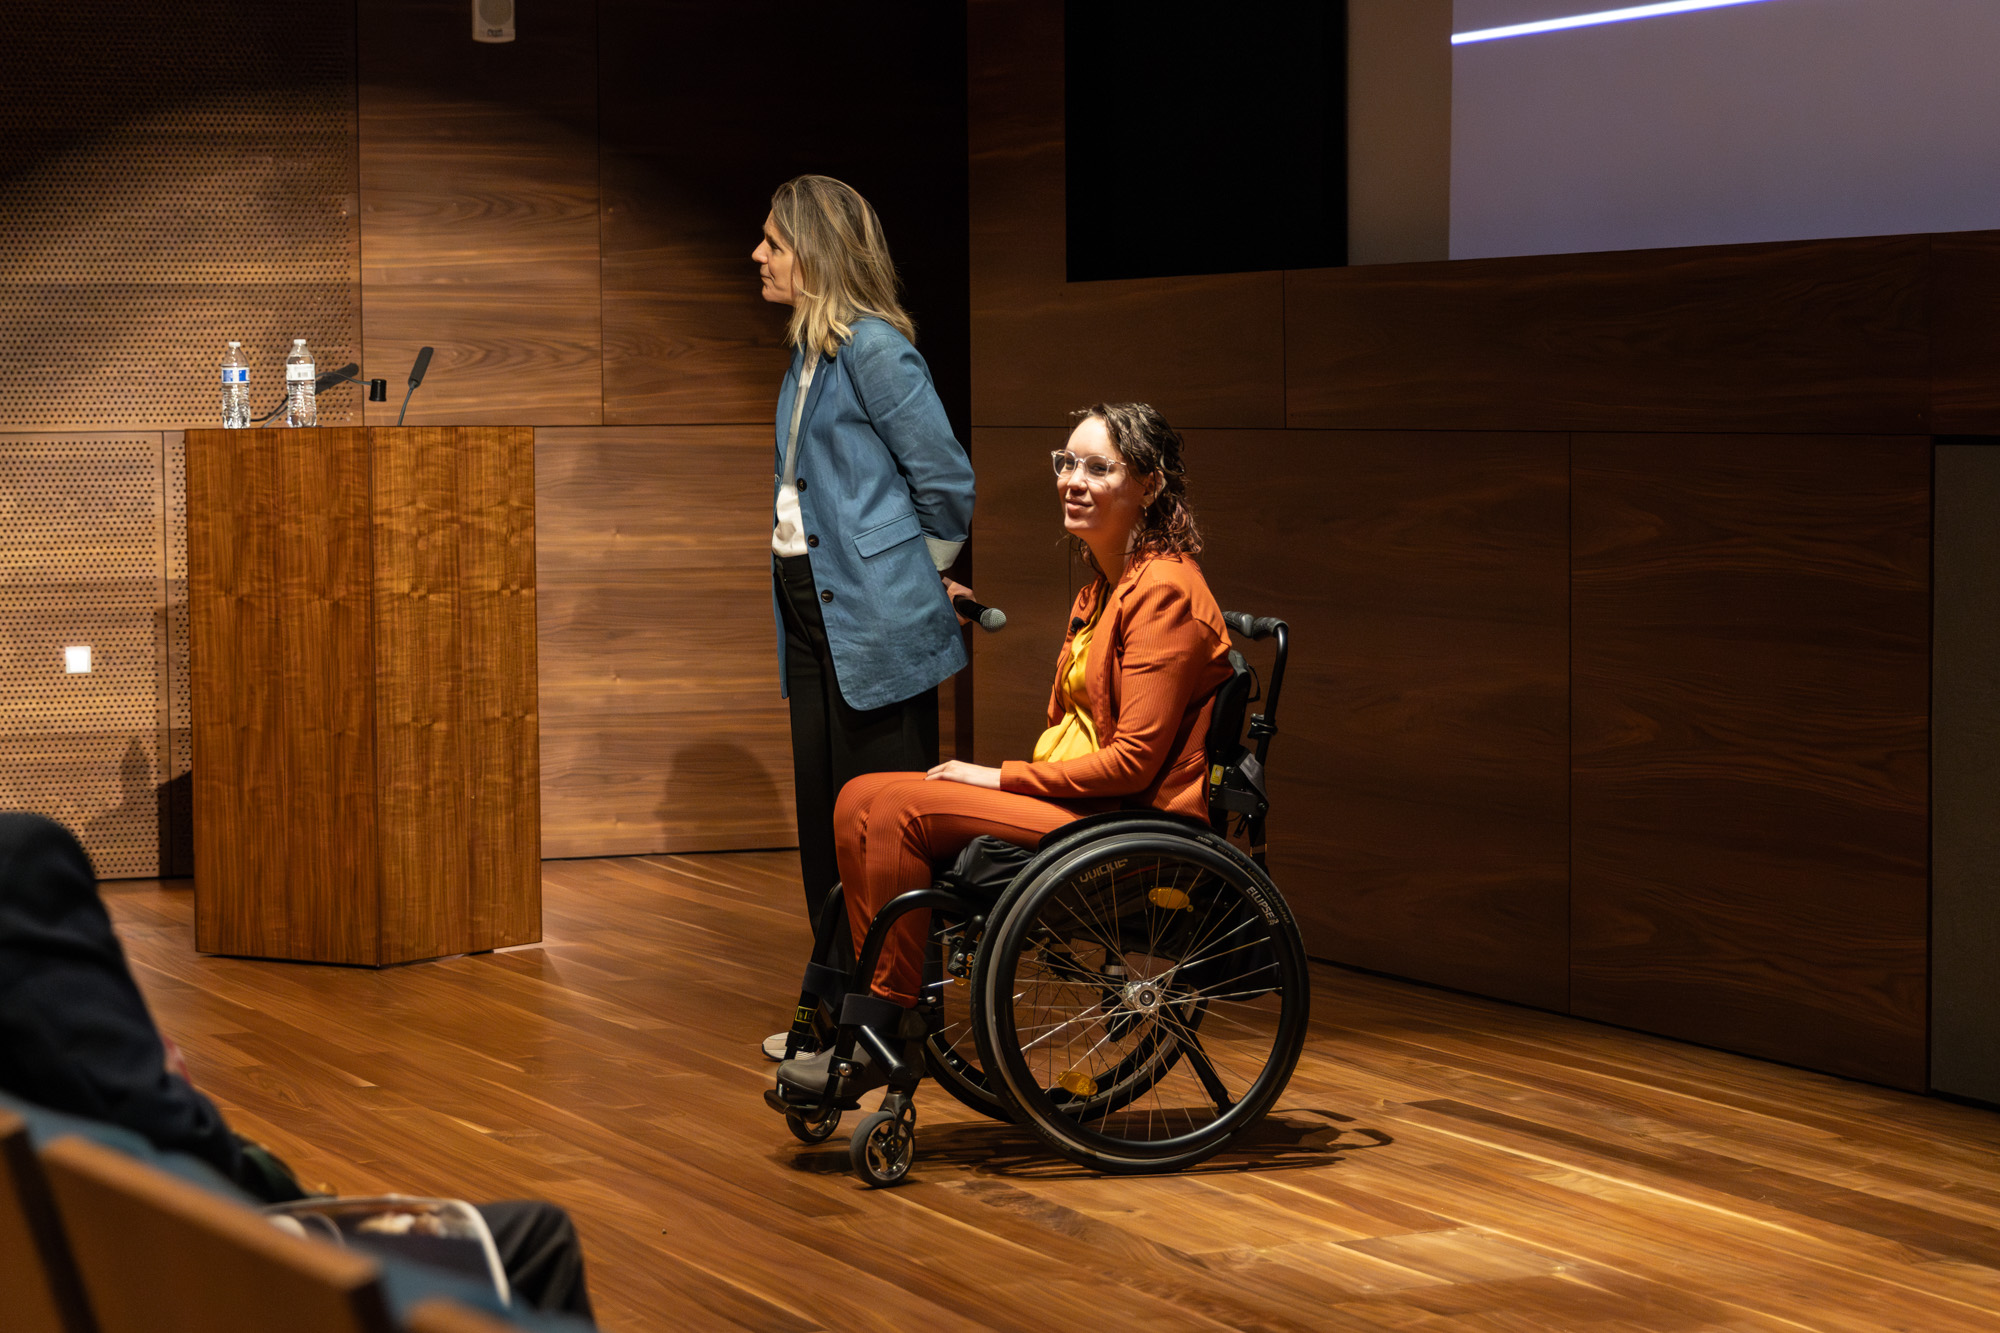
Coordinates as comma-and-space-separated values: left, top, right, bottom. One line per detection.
763, 611, 1309, 1187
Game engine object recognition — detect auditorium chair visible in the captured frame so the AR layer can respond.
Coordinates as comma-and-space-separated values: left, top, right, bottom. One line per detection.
404, 1299, 522, 1333
37, 1134, 395, 1333
0, 1110, 95, 1333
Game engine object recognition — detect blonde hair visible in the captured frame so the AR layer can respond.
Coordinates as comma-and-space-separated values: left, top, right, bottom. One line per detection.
769, 175, 916, 357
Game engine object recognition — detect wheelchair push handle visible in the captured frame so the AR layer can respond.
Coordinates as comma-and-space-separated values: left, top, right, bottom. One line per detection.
1223, 610, 1288, 761
1223, 611, 1281, 641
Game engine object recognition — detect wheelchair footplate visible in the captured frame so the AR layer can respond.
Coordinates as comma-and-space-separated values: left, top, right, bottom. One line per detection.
769, 879, 975, 1186
767, 1018, 933, 1186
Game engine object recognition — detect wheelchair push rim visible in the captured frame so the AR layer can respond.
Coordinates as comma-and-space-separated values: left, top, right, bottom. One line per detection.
973, 830, 1310, 1174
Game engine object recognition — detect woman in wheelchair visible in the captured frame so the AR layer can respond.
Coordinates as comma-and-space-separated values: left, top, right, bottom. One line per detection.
770, 401, 1308, 1184
777, 401, 1230, 1096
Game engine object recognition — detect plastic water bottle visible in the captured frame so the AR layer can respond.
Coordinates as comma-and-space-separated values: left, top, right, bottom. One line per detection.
284, 338, 316, 427
220, 341, 250, 428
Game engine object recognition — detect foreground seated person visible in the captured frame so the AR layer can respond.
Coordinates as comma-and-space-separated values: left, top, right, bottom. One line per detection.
777, 401, 1233, 1098
0, 811, 595, 1322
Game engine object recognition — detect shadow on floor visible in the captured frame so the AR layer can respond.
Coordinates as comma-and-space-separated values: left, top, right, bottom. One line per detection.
783, 1107, 1391, 1181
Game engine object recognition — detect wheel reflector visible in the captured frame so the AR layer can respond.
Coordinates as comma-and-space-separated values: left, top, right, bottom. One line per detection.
1057, 1069, 1098, 1097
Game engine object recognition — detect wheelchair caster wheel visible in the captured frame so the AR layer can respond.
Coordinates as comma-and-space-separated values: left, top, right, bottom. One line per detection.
786, 1107, 842, 1144
850, 1106, 915, 1187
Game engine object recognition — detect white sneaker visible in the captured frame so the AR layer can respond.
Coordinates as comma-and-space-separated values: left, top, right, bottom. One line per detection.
761, 1031, 792, 1062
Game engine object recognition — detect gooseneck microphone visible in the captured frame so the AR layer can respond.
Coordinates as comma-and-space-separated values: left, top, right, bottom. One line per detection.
953, 596, 1007, 633
252, 363, 368, 422
313, 363, 390, 401
313, 362, 362, 393
396, 346, 435, 426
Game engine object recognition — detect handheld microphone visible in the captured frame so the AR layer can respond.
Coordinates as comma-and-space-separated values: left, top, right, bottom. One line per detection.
953, 596, 1007, 633
396, 346, 435, 426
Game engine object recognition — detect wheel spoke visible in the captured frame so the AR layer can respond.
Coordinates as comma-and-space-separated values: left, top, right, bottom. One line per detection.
984, 836, 1303, 1164
1161, 984, 1277, 1006
1169, 918, 1262, 975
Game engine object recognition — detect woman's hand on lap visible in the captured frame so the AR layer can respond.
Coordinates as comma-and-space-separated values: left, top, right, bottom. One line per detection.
926, 759, 1001, 788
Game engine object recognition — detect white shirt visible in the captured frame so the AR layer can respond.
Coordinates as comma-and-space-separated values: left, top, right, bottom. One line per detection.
771, 353, 819, 559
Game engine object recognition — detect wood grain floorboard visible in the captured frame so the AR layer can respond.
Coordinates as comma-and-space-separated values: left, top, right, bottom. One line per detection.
103, 856, 2000, 1332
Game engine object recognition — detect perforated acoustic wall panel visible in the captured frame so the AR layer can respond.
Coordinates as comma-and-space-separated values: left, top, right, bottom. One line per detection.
0, 434, 167, 877
0, 6, 356, 871
0, 5, 359, 430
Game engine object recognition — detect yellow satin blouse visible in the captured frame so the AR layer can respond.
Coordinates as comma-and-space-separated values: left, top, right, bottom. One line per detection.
1031, 603, 1102, 763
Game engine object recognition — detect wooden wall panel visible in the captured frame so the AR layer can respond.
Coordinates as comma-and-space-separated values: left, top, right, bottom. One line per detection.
1571, 434, 1931, 1089
190, 429, 378, 963
598, 1, 970, 433
1931, 441, 2000, 1104
968, 429, 1077, 767
968, 0, 1286, 429
1930, 231, 2000, 434
598, 167, 786, 427
372, 427, 538, 962
1345, 0, 1452, 266
966, 0, 1952, 1087
357, 1, 600, 427
0, 3, 359, 431
536, 427, 794, 858
1191, 430, 1572, 1008
966, 425, 1571, 1006
1284, 237, 1933, 435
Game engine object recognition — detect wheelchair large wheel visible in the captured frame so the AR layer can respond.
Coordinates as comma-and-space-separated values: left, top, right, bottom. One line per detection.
922, 908, 1013, 1122
972, 827, 1309, 1174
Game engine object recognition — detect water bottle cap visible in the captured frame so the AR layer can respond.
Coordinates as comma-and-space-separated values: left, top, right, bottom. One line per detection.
228, 340, 240, 348
293, 338, 306, 346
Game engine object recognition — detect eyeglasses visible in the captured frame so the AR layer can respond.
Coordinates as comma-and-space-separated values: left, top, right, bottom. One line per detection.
1051, 451, 1128, 482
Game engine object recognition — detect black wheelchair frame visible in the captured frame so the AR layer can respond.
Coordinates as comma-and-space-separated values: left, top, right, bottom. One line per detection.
764, 611, 1307, 1187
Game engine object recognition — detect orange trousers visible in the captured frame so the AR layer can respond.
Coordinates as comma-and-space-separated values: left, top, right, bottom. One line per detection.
834, 772, 1086, 1006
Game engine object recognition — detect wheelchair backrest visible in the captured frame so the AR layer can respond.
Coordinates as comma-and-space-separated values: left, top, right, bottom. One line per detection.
1202, 650, 1257, 832
1205, 649, 1254, 768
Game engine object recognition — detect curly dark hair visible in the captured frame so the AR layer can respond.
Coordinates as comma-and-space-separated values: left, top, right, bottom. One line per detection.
1069, 402, 1202, 574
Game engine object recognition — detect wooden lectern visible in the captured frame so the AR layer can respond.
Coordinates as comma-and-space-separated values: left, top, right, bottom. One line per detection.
185, 427, 539, 965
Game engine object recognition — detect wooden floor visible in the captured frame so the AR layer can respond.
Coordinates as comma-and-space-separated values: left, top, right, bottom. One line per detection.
106, 854, 2000, 1333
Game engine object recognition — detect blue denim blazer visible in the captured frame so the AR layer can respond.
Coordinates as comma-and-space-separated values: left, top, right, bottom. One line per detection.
771, 318, 975, 711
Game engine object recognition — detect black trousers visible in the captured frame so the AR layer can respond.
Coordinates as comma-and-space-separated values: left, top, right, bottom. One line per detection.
477, 1200, 594, 1320
775, 554, 939, 926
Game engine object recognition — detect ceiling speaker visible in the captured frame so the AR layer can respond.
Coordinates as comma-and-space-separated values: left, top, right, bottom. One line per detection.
473, 0, 515, 43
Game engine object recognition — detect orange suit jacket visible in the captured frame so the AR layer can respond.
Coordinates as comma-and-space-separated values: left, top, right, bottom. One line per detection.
999, 552, 1233, 819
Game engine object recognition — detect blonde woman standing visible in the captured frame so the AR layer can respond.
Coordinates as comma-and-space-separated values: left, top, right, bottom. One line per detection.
752, 175, 976, 1060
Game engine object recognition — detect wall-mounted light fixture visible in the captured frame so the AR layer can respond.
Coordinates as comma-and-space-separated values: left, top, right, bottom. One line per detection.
64, 645, 92, 674
473, 0, 516, 44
